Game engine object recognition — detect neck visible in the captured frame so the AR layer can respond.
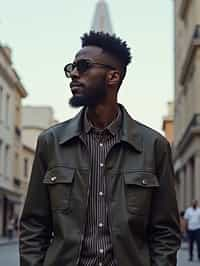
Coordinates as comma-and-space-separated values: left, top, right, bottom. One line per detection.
87, 103, 119, 129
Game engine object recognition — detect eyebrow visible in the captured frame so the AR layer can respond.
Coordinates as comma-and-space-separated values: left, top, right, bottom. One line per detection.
73, 57, 92, 63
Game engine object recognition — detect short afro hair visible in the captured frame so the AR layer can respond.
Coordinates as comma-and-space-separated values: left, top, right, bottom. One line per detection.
81, 31, 132, 70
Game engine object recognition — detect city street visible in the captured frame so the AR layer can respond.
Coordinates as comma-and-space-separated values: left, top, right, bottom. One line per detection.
0, 242, 199, 266
177, 247, 200, 266
0, 243, 19, 266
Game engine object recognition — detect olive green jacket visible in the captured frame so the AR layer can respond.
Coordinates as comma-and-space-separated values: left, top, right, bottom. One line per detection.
19, 105, 181, 266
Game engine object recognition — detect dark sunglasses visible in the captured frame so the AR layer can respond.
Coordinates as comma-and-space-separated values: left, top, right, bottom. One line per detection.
64, 59, 115, 78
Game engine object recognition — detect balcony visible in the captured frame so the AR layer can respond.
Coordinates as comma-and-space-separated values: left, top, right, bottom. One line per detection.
180, 25, 200, 85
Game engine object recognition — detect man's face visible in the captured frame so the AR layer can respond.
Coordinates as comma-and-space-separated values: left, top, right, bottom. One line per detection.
192, 200, 198, 208
68, 46, 112, 108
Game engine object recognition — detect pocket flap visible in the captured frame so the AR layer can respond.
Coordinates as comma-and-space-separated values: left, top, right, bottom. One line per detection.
43, 167, 74, 184
124, 172, 159, 187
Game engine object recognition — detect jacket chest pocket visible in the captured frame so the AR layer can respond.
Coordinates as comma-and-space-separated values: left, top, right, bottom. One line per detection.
43, 167, 74, 212
124, 172, 159, 216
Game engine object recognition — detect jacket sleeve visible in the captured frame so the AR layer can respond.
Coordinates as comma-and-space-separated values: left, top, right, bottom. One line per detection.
148, 138, 181, 266
19, 133, 52, 266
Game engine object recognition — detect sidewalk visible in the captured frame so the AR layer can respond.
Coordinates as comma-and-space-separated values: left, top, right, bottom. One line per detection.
0, 236, 18, 246
181, 240, 189, 250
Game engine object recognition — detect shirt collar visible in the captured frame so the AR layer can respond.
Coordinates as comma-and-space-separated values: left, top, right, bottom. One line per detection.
84, 107, 122, 136
58, 104, 143, 153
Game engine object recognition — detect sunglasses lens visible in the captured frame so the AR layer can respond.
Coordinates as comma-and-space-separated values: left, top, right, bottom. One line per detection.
64, 60, 92, 78
77, 60, 91, 73
64, 64, 73, 78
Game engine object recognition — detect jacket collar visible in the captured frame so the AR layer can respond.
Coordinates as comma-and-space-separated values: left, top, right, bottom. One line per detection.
119, 104, 143, 153
58, 104, 143, 153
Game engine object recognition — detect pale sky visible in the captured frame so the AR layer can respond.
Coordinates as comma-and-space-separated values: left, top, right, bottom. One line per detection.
1, 0, 174, 133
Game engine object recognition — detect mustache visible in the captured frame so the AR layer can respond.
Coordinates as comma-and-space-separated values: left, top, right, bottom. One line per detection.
69, 81, 84, 88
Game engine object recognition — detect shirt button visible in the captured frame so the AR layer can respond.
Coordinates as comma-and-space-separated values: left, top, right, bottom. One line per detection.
99, 248, 104, 254
100, 163, 104, 167
98, 222, 104, 228
51, 176, 56, 182
99, 191, 104, 196
142, 179, 147, 185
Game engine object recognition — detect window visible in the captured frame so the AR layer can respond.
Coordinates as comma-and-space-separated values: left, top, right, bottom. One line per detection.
15, 103, 20, 127
4, 145, 9, 178
193, 25, 200, 39
190, 157, 195, 200
0, 86, 3, 122
5, 94, 10, 127
15, 152, 19, 178
24, 158, 29, 178
0, 140, 2, 175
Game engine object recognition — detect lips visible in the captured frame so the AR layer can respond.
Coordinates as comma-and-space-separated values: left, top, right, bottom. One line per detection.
70, 82, 83, 89
70, 82, 83, 95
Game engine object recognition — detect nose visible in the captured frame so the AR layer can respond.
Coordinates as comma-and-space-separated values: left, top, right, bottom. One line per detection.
70, 66, 80, 79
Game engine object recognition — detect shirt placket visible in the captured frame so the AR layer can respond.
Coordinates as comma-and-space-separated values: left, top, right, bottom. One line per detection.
97, 133, 107, 266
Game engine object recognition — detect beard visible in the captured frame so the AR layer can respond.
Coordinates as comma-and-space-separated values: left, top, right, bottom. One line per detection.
69, 81, 107, 108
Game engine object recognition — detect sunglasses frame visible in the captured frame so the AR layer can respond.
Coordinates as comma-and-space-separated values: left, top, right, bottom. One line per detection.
64, 59, 116, 78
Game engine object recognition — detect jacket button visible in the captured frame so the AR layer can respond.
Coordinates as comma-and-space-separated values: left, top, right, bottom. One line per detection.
51, 176, 57, 182
142, 179, 147, 185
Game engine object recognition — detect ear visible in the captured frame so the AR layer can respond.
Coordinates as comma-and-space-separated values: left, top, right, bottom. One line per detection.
107, 70, 121, 86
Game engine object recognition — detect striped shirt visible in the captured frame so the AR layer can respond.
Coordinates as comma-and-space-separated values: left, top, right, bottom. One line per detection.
79, 108, 122, 266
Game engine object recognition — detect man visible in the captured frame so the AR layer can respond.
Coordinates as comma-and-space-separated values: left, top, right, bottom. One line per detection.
19, 31, 181, 266
184, 200, 200, 261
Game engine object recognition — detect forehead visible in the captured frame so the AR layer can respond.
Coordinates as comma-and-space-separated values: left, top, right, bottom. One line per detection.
74, 46, 104, 61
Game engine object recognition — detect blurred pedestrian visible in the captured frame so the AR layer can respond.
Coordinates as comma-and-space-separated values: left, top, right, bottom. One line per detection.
7, 215, 15, 240
184, 199, 200, 261
180, 210, 187, 241
14, 215, 19, 236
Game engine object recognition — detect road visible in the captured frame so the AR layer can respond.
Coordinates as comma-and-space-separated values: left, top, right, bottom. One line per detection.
0, 243, 199, 266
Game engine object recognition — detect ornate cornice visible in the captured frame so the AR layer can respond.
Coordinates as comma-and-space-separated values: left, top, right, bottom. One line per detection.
22, 125, 44, 131
179, 25, 200, 85
0, 45, 12, 65
0, 61, 27, 98
174, 114, 200, 159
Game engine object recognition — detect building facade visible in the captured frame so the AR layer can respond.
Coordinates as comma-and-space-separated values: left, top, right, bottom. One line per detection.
162, 102, 174, 145
0, 45, 27, 236
21, 144, 34, 201
174, 0, 200, 210
20, 105, 57, 200
22, 106, 58, 151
